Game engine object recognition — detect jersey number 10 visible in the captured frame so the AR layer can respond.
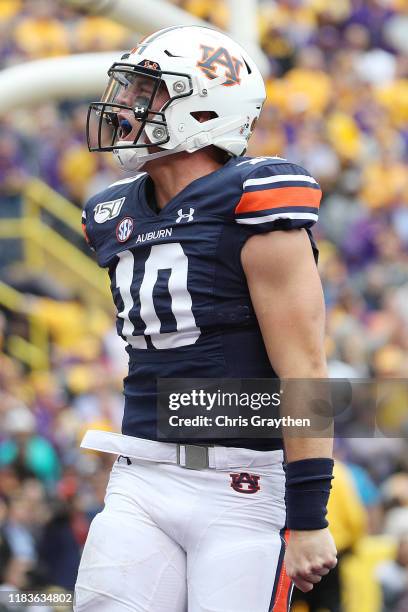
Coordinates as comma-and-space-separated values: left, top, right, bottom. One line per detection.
115, 243, 201, 350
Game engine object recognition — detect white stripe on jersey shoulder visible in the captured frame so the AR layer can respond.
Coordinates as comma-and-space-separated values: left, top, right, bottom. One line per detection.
236, 211, 318, 225
108, 173, 147, 188
243, 174, 318, 189
236, 156, 287, 167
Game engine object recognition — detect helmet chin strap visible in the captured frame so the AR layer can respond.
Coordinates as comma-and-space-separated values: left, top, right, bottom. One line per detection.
113, 141, 189, 171
113, 116, 243, 171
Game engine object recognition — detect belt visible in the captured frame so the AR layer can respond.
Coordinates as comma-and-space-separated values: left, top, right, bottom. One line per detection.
80, 430, 283, 471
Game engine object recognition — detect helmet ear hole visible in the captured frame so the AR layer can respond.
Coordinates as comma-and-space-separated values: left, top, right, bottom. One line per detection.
190, 111, 218, 123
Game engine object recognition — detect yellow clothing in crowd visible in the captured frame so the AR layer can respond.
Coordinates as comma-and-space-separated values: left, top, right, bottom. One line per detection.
327, 462, 398, 612
0, 0, 21, 22
328, 461, 367, 553
326, 112, 362, 161
266, 68, 331, 116
30, 297, 110, 356
376, 79, 408, 129
360, 159, 408, 209
183, 0, 229, 29
342, 536, 397, 612
74, 17, 131, 52
13, 17, 69, 58
58, 145, 98, 203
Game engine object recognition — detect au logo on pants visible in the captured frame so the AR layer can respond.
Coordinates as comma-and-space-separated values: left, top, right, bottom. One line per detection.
230, 472, 261, 494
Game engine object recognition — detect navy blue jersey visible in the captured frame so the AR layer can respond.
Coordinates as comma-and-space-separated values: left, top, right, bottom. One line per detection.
82, 156, 321, 450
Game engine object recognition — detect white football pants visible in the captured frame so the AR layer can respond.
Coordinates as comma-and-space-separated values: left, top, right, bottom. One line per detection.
74, 435, 292, 612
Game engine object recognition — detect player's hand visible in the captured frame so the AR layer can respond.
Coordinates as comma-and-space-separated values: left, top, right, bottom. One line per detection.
284, 528, 337, 592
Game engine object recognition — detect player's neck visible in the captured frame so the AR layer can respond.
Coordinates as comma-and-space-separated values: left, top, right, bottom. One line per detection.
145, 150, 224, 210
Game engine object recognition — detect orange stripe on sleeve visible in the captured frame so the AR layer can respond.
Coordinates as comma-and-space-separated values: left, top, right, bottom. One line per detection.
272, 530, 292, 612
81, 223, 90, 245
236, 187, 321, 214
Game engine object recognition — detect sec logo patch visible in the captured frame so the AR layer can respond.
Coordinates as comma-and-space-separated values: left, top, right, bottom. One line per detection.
116, 217, 134, 242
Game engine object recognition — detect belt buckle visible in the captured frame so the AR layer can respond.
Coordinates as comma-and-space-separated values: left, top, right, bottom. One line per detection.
177, 444, 209, 470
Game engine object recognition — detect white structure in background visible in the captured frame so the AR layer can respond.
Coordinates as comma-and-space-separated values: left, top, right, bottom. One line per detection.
0, 0, 267, 115
228, 0, 262, 66
0, 52, 118, 114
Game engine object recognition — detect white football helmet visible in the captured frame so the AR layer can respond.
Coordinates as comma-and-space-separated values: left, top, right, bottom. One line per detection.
87, 25, 266, 171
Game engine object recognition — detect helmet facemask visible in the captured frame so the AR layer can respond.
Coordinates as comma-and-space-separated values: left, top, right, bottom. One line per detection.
86, 62, 193, 164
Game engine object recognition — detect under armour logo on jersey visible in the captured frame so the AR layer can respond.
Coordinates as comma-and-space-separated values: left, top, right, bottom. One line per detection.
197, 45, 243, 86
176, 208, 195, 223
230, 472, 260, 494
94, 197, 125, 223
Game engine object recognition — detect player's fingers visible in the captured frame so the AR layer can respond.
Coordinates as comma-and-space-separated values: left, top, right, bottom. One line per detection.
310, 565, 330, 576
323, 556, 338, 570
293, 577, 314, 593
301, 573, 322, 584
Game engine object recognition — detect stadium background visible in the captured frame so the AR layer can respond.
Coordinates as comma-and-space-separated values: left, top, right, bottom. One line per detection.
0, 0, 407, 610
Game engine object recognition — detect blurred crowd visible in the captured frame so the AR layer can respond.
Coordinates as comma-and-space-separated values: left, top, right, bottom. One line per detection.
0, 0, 408, 610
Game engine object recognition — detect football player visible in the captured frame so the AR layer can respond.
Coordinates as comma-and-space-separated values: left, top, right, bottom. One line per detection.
75, 25, 337, 612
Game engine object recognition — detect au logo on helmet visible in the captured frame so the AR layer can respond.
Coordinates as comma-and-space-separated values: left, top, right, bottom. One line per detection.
197, 45, 243, 86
